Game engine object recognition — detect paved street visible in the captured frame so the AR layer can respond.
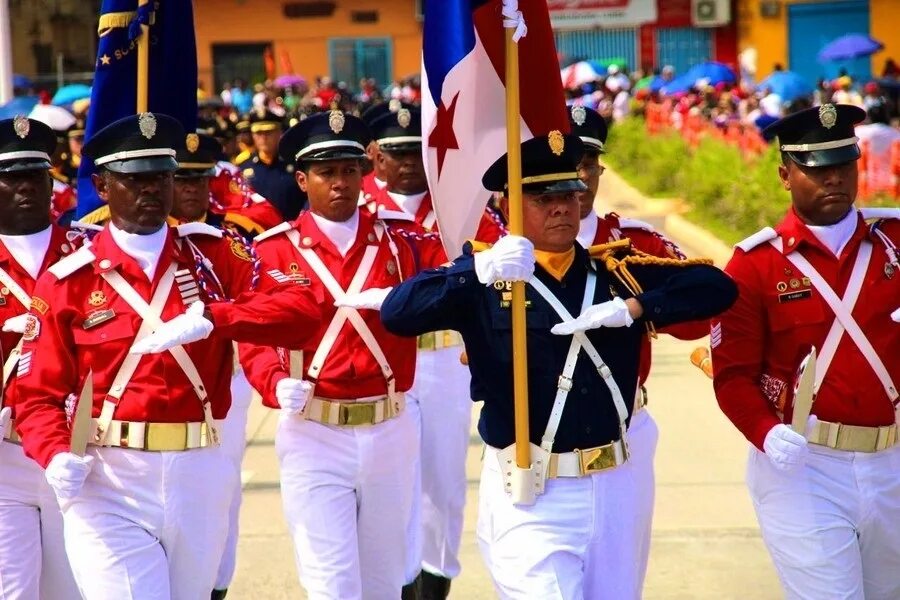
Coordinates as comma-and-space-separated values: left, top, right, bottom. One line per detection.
226, 168, 782, 598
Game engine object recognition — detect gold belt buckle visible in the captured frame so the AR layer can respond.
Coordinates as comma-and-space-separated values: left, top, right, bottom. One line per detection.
575, 444, 616, 475
417, 332, 436, 351
338, 402, 377, 426
146, 423, 188, 451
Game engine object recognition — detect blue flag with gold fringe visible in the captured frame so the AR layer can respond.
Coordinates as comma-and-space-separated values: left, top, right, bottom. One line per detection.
76, 0, 198, 221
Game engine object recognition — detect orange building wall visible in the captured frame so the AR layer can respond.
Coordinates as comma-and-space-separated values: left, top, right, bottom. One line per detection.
193, 0, 422, 89
737, 0, 900, 81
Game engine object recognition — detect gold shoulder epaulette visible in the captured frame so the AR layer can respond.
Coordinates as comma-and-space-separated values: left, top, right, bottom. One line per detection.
50, 169, 69, 185
589, 237, 714, 341
224, 212, 265, 236
467, 239, 493, 253
80, 204, 111, 226
587, 239, 632, 259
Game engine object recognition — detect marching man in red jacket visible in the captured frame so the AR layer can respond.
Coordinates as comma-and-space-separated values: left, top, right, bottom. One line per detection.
239, 110, 443, 599
712, 104, 900, 599
15, 113, 321, 600
0, 116, 81, 600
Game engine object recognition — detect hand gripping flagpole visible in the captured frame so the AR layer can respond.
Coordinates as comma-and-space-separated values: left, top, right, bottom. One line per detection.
502, 1, 530, 472
136, 0, 150, 112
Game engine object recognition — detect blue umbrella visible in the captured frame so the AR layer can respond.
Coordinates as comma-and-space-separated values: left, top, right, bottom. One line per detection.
0, 96, 40, 120
649, 76, 668, 93
682, 62, 736, 86
659, 74, 694, 95
13, 74, 32, 89
51, 84, 92, 106
818, 34, 883, 61
757, 71, 813, 102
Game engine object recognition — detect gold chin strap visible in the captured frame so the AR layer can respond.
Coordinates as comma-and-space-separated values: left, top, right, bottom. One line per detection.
589, 239, 715, 339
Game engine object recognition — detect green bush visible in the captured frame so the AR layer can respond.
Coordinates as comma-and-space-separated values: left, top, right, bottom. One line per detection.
606, 118, 791, 244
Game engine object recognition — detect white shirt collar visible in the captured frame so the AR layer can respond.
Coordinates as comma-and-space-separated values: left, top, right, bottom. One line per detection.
577, 209, 599, 248
109, 222, 168, 280
0, 226, 53, 280
311, 209, 360, 257
806, 209, 858, 257
374, 176, 387, 190
387, 191, 427, 217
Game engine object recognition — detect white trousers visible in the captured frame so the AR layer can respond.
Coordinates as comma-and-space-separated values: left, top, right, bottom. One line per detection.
477, 409, 658, 600
277, 406, 418, 600
0, 440, 79, 600
61, 445, 236, 600
747, 442, 900, 600
405, 347, 471, 579
214, 369, 254, 590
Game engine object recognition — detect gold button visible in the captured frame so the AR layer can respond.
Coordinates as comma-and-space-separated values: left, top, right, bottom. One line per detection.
787, 237, 795, 246
368, 233, 376, 242
99, 259, 112, 269
301, 236, 312, 246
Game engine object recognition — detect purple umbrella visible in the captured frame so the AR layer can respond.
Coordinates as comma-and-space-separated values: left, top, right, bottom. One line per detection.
818, 34, 883, 61
274, 74, 306, 88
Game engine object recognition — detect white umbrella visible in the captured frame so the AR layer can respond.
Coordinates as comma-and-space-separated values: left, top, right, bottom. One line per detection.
28, 104, 76, 132
560, 61, 602, 89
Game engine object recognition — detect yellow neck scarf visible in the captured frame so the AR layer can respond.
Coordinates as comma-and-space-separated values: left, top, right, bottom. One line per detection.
534, 247, 576, 282
167, 213, 207, 227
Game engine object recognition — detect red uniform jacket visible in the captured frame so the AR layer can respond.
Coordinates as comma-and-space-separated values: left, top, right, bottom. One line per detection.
240, 209, 443, 407
360, 171, 387, 203
367, 188, 506, 246
208, 164, 283, 234
711, 209, 900, 450
16, 224, 321, 467
591, 212, 710, 384
0, 225, 77, 415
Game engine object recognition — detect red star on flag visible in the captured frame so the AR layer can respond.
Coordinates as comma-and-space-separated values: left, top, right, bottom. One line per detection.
428, 92, 461, 178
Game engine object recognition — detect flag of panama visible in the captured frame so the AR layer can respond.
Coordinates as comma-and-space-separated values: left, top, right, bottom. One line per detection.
421, 0, 569, 257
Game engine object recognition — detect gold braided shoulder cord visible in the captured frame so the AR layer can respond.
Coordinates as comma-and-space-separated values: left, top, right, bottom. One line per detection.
590, 239, 715, 339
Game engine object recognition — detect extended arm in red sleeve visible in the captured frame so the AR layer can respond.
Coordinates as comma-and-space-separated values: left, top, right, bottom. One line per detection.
15, 275, 81, 468
238, 342, 288, 409
201, 235, 323, 349
711, 252, 781, 450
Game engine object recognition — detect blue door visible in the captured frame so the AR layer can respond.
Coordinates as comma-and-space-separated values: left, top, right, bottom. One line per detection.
656, 27, 713, 77
788, 1, 871, 84
328, 38, 393, 90
554, 29, 638, 73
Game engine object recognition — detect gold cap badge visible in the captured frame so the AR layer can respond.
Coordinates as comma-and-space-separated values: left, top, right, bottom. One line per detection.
329, 110, 345, 134
571, 106, 586, 126
818, 104, 837, 129
389, 98, 402, 112
13, 115, 29, 139
397, 108, 411, 128
186, 133, 199, 153
138, 112, 157, 139
548, 130, 564, 156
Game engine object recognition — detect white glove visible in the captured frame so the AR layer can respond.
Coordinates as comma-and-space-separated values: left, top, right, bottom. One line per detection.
45, 452, 94, 501
892, 307, 900, 323
763, 416, 817, 473
550, 297, 634, 336
276, 377, 314, 415
0, 407, 11, 441
131, 301, 214, 354
334, 287, 393, 311
474, 235, 535, 285
2, 313, 31, 334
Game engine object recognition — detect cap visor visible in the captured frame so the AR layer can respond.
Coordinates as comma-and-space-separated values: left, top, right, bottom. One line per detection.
298, 150, 366, 163
380, 143, 422, 153
524, 179, 587, 195
0, 159, 52, 173
175, 167, 216, 178
786, 145, 860, 168
103, 156, 179, 174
